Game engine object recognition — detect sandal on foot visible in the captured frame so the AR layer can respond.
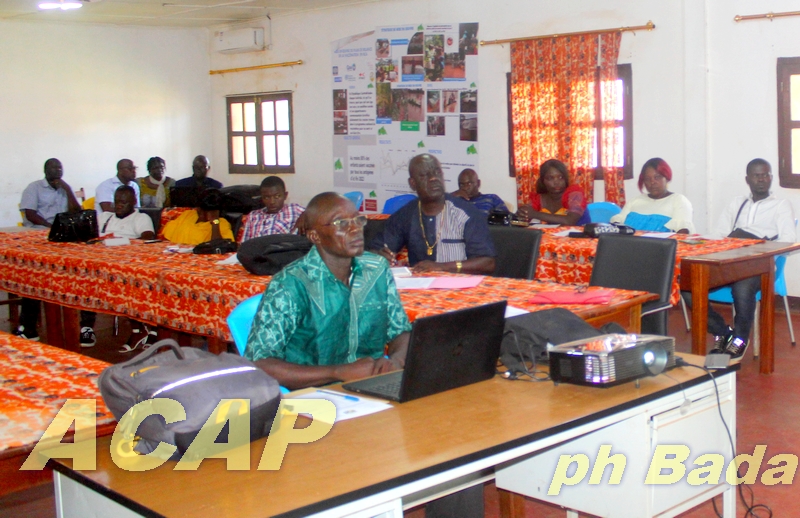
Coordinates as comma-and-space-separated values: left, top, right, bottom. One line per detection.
119, 327, 153, 353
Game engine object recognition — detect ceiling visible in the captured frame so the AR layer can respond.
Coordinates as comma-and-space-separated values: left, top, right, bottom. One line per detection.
0, 0, 383, 28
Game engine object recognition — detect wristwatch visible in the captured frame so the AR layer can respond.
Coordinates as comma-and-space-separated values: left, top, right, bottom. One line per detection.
211, 219, 220, 225
456, 261, 463, 273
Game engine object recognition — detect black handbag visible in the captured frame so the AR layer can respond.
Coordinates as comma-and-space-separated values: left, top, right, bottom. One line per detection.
238, 234, 313, 275
581, 222, 636, 238
193, 238, 238, 254
47, 210, 99, 242
488, 210, 513, 226
97, 339, 282, 460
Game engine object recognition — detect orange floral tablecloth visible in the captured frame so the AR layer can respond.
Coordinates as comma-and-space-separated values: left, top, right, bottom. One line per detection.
398, 275, 649, 322
534, 228, 762, 305
0, 331, 114, 452
0, 231, 268, 341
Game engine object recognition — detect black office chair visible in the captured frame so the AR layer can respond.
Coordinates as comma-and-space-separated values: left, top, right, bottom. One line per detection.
590, 234, 677, 335
488, 226, 542, 280
364, 218, 387, 251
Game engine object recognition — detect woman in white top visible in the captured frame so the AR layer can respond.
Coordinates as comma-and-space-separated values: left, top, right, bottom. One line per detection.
611, 157, 695, 233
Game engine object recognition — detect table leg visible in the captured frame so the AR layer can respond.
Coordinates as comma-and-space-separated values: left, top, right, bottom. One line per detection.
690, 263, 710, 356
759, 261, 776, 374
62, 307, 81, 353
43, 302, 64, 349
207, 337, 226, 355
42, 303, 80, 353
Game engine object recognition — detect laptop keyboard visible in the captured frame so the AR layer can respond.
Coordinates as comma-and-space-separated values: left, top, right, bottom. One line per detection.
343, 370, 404, 400
367, 378, 402, 398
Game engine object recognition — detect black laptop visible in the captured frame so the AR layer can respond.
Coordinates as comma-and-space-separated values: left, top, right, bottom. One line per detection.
342, 301, 507, 403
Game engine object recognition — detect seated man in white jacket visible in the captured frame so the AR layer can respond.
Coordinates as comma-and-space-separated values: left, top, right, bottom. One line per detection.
705, 158, 796, 358
98, 186, 155, 241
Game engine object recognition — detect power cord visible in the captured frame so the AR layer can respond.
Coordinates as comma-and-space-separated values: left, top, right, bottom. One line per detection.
497, 329, 550, 382
674, 356, 773, 518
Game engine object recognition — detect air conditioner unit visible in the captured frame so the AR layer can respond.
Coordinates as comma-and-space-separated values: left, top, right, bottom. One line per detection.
213, 28, 265, 54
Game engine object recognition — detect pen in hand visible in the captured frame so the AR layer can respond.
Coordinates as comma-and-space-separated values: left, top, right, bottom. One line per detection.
316, 389, 359, 402
383, 243, 397, 266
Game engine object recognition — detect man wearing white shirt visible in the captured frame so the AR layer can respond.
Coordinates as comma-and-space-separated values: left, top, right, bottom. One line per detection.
98, 186, 159, 353
98, 186, 155, 240
707, 158, 797, 358
95, 159, 140, 219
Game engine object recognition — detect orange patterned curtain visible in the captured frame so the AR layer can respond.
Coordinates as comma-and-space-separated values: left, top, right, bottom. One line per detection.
598, 32, 625, 206
510, 32, 623, 207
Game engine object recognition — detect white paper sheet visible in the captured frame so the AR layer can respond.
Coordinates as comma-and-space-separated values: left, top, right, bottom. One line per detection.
640, 232, 675, 238
287, 390, 392, 423
391, 266, 413, 278
395, 277, 435, 289
504, 305, 530, 318
216, 253, 240, 265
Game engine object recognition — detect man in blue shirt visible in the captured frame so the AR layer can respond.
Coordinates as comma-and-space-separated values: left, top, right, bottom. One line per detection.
452, 168, 509, 215
174, 155, 223, 190
20, 158, 81, 228
371, 154, 496, 275
16, 159, 82, 341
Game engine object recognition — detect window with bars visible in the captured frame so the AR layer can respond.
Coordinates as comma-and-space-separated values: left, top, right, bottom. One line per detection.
777, 57, 800, 188
227, 92, 295, 174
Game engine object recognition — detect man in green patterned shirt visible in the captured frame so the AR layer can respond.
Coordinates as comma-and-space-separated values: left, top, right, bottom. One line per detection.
245, 192, 411, 389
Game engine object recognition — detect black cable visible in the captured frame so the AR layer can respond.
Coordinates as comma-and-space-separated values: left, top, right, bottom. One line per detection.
497, 329, 550, 382
675, 357, 773, 518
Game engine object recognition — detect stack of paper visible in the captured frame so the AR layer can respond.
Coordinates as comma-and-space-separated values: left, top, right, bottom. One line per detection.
395, 275, 484, 290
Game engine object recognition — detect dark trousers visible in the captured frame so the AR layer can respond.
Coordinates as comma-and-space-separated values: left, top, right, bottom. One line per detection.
682, 275, 761, 339
425, 485, 484, 518
19, 298, 95, 332
20, 297, 40, 331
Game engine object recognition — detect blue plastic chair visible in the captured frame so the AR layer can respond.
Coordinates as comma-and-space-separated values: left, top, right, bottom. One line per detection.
382, 194, 417, 215
343, 191, 364, 210
227, 294, 290, 394
705, 255, 795, 355
586, 202, 622, 223
227, 294, 263, 356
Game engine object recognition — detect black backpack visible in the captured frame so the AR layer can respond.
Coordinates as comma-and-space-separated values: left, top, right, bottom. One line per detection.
238, 234, 313, 275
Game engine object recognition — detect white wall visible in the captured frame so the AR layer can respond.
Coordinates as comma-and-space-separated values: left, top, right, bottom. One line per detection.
0, 20, 212, 226
706, 0, 800, 294
208, 0, 691, 213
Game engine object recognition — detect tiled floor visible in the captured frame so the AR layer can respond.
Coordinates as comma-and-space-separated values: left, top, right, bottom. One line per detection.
2, 303, 798, 518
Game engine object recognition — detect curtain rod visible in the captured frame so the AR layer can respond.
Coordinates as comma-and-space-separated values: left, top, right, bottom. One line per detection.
480, 21, 654, 46
735, 10, 800, 22
209, 60, 303, 76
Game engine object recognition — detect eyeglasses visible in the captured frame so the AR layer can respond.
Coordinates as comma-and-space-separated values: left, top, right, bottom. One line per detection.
324, 215, 368, 230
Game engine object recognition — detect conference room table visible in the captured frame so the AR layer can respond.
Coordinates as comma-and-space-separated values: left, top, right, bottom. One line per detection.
51, 355, 739, 518
0, 231, 655, 354
0, 331, 115, 497
532, 228, 800, 374
680, 240, 800, 374
534, 228, 763, 305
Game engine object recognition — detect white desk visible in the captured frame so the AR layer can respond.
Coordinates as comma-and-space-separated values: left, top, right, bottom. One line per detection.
52, 358, 736, 518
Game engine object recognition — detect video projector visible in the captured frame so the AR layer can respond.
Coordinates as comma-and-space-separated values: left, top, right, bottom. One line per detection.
549, 334, 676, 388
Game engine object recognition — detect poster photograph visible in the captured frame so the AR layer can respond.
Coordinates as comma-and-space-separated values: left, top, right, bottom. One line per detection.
332, 23, 479, 211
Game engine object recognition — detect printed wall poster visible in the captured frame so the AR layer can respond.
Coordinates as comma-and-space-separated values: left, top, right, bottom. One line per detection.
331, 23, 479, 213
